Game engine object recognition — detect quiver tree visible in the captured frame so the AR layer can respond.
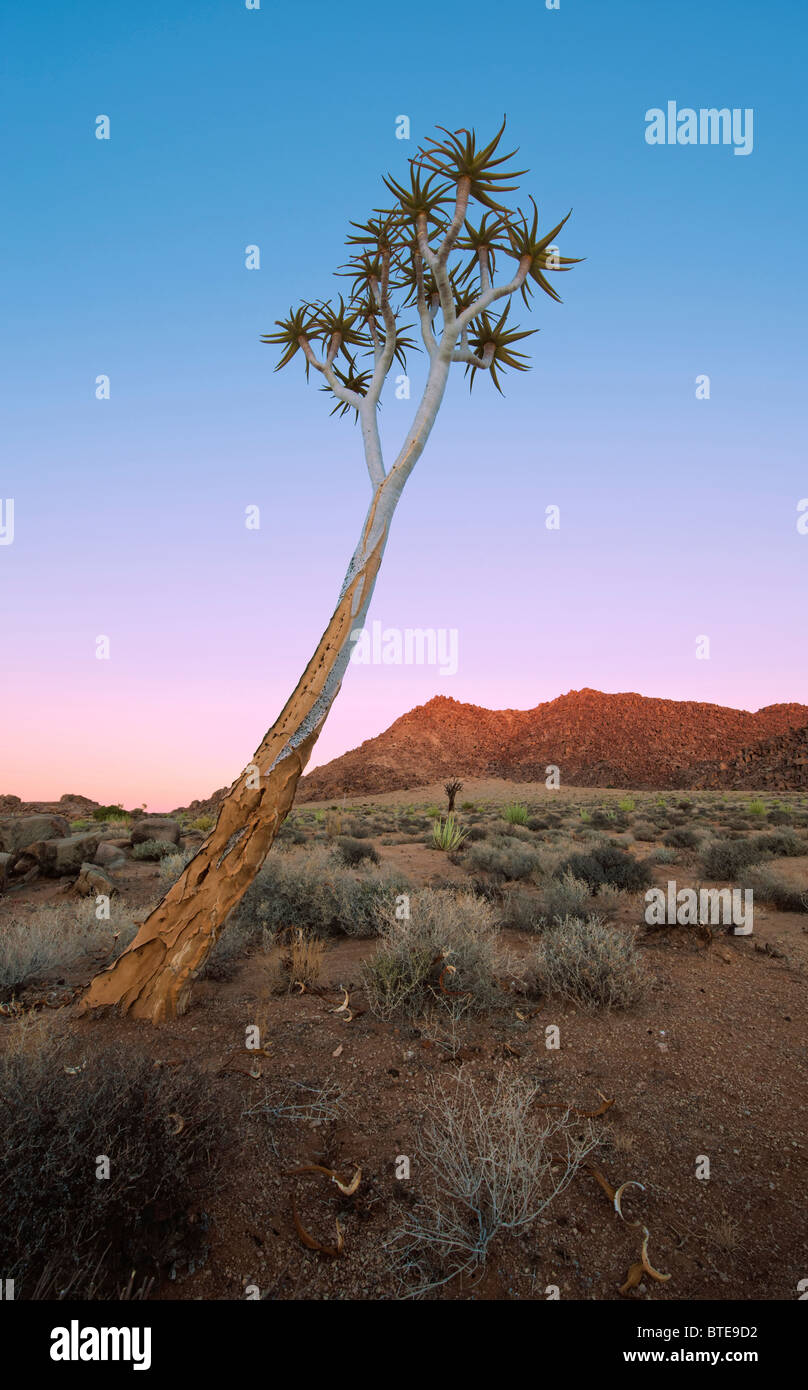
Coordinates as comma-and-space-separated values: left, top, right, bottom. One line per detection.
444, 779, 463, 813
81, 118, 581, 1023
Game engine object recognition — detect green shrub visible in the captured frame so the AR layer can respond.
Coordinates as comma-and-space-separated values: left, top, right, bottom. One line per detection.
748, 799, 766, 816
191, 814, 214, 832
555, 843, 652, 894
618, 797, 636, 813
132, 839, 177, 861
526, 915, 647, 1011
631, 821, 657, 842
91, 804, 128, 822
502, 803, 529, 826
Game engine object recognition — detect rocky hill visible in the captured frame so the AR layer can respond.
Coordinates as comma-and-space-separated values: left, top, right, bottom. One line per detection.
297, 689, 808, 798
684, 724, 808, 790
4, 691, 807, 817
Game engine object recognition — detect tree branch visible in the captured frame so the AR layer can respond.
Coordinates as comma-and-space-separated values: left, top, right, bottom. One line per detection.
452, 342, 495, 369
455, 255, 532, 332
360, 404, 386, 488
299, 338, 361, 406
436, 176, 470, 266
366, 247, 398, 402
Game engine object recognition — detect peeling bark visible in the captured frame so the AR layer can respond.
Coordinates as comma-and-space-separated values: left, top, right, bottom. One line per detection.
80, 511, 389, 1023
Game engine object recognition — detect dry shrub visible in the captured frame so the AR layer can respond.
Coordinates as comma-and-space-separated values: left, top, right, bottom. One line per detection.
526, 914, 647, 1011
0, 1026, 230, 1298
747, 866, 808, 913
132, 838, 177, 861
336, 835, 380, 866
536, 870, 590, 922
157, 847, 194, 884
0, 900, 137, 992
362, 888, 502, 1020
465, 837, 542, 882
389, 1070, 597, 1294
235, 844, 410, 940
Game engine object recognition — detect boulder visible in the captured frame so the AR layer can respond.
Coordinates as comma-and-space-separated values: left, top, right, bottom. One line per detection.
0, 851, 12, 888
94, 841, 127, 868
19, 832, 103, 877
74, 862, 117, 897
0, 814, 70, 855
130, 817, 180, 847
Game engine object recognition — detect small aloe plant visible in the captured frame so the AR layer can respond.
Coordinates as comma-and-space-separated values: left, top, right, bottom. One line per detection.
432, 814, 469, 851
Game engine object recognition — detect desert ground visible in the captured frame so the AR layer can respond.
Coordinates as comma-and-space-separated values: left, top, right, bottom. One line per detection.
1, 782, 806, 1301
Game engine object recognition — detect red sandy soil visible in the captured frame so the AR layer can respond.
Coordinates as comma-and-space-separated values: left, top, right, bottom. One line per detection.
2, 793, 806, 1303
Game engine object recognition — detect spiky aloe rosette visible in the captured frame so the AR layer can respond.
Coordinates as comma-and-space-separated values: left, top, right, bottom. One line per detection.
262, 117, 583, 415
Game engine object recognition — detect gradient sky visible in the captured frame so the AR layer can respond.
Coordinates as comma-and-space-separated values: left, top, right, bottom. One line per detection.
1, 0, 806, 809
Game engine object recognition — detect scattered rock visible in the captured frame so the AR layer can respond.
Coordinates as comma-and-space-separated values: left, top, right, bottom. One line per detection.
18, 831, 103, 877
94, 842, 127, 868
0, 813, 70, 854
130, 817, 181, 847
73, 862, 117, 897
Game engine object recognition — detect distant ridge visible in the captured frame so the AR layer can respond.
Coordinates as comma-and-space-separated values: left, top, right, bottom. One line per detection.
296, 689, 808, 798
4, 691, 807, 816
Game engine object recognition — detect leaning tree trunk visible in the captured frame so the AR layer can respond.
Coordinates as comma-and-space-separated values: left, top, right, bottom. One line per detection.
79, 484, 397, 1023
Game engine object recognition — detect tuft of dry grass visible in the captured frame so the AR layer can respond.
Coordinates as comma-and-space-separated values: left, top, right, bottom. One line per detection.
708, 1211, 744, 1253
271, 927, 326, 992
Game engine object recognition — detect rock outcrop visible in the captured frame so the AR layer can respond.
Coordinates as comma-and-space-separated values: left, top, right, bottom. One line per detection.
296, 690, 808, 798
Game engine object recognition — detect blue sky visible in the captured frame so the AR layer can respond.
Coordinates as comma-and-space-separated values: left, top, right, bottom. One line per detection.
1, 0, 806, 804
